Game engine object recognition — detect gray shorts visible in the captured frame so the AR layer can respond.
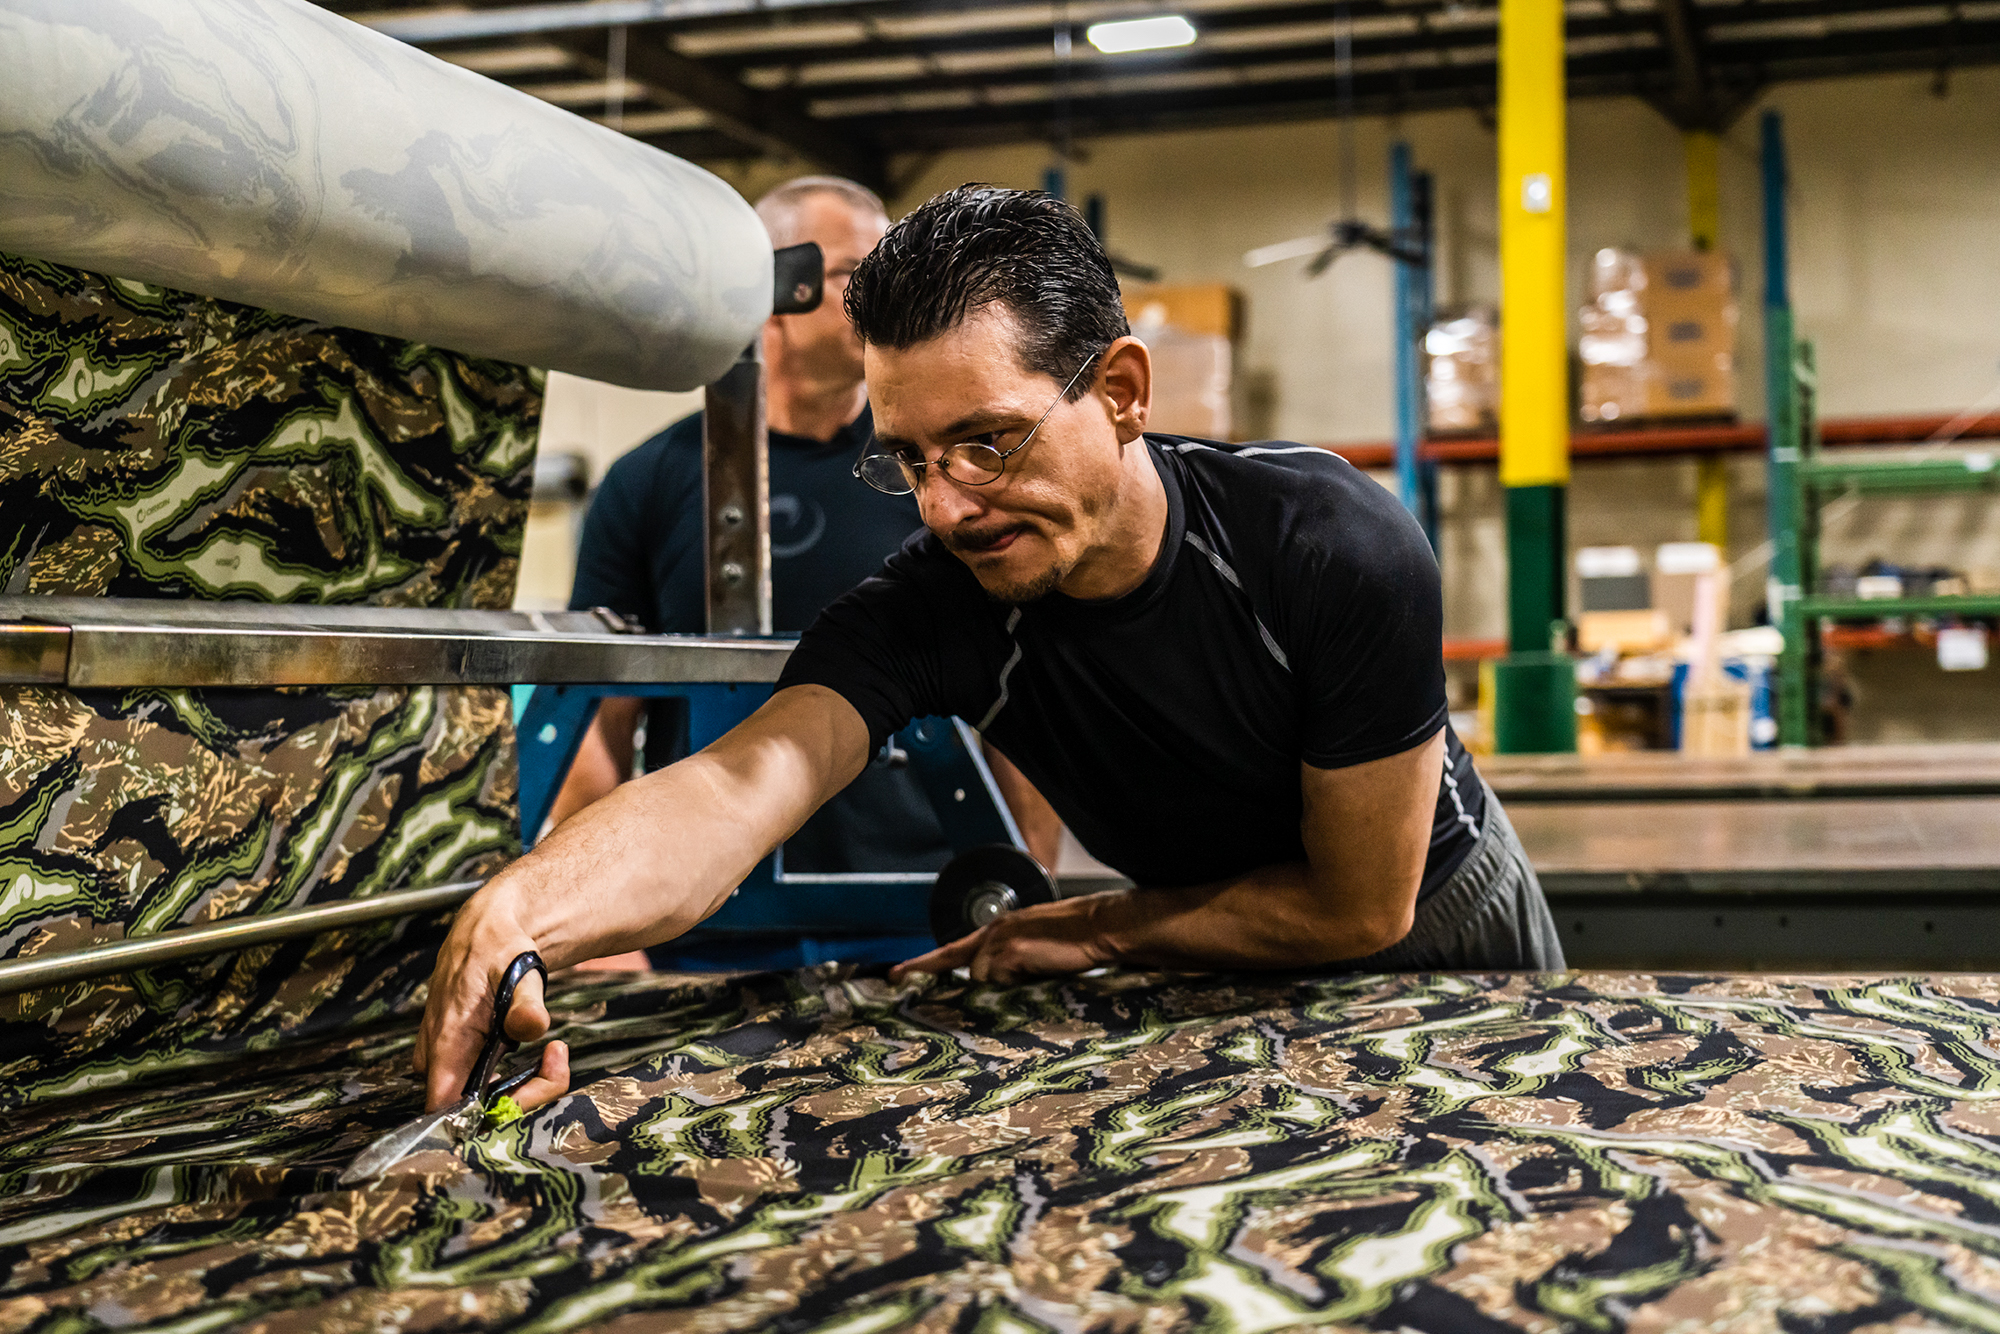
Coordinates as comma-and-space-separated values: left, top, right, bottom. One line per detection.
1340, 779, 1567, 972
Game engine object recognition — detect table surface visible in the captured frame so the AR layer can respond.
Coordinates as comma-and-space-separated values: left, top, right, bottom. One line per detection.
1511, 795, 2000, 876
12, 965, 2000, 1332
1482, 741, 2000, 801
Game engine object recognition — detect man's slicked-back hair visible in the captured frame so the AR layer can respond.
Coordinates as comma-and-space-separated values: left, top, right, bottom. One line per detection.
844, 184, 1129, 399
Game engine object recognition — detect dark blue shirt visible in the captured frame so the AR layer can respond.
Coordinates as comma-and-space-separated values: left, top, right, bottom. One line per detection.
570, 407, 950, 875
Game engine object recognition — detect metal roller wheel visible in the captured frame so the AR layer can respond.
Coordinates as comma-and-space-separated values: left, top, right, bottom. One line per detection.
929, 845, 1057, 945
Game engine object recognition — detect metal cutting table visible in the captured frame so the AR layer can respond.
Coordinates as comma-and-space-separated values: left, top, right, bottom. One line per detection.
1485, 745, 2000, 969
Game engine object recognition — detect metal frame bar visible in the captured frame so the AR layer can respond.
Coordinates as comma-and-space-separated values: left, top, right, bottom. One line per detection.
361, 0, 872, 43
0, 599, 792, 688
1389, 143, 1437, 546
543, 20, 890, 189
704, 345, 774, 636
1547, 888, 2000, 969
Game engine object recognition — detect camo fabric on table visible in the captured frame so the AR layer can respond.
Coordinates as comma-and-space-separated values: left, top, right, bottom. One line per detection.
0, 251, 537, 1107
11, 966, 2000, 1332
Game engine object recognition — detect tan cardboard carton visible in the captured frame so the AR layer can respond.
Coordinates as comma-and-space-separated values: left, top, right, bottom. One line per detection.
1125, 284, 1240, 439
1578, 248, 1738, 421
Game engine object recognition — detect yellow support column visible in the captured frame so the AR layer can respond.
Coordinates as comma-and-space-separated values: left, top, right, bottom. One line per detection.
1697, 455, 1729, 549
1685, 129, 1721, 252
1688, 129, 1727, 552
1493, 0, 1574, 752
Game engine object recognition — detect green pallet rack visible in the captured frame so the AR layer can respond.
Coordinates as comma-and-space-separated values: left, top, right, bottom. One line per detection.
1768, 341, 2000, 745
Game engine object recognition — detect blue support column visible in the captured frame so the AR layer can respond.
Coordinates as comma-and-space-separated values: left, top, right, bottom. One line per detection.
1390, 144, 1423, 523
1415, 168, 1440, 543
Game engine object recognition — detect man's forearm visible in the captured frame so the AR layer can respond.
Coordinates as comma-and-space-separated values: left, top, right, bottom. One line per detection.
483, 756, 761, 966
475, 687, 866, 967
1090, 864, 1415, 971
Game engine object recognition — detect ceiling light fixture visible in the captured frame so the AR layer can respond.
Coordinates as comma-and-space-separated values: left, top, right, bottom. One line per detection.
1085, 14, 1196, 53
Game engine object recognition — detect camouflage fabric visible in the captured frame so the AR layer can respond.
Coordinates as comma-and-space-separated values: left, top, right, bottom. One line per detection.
12, 965, 2000, 1331
0, 250, 539, 606
0, 251, 537, 1106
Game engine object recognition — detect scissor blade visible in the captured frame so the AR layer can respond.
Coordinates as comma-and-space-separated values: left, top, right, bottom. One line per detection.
337, 1095, 478, 1186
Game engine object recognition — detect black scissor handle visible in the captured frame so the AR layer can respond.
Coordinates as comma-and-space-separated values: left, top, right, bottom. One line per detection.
461, 950, 548, 1101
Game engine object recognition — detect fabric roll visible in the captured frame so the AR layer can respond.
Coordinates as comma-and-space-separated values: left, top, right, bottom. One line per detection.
0, 0, 771, 390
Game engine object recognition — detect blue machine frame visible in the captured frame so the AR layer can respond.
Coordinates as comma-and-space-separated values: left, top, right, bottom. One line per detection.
515, 681, 1026, 941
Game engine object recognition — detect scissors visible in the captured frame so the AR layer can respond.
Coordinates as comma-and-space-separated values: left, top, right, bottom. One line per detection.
338, 950, 548, 1186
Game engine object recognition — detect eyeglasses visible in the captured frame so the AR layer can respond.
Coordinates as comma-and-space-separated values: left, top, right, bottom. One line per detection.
853, 357, 1094, 497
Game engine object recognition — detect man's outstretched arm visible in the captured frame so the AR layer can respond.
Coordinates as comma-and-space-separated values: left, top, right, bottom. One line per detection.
415, 684, 873, 1111
891, 730, 1445, 984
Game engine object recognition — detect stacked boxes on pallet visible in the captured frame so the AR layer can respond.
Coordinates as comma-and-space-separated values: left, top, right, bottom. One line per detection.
1579, 249, 1739, 423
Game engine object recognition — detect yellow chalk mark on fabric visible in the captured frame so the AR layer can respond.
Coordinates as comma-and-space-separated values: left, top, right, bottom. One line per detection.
485, 1096, 524, 1129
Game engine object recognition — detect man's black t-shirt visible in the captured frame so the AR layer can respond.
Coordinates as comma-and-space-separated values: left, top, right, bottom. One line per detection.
776, 434, 1485, 897
571, 407, 949, 874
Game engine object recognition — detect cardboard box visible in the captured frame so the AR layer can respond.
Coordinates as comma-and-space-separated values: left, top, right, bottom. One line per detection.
1425, 309, 1499, 434
1581, 361, 1732, 421
1578, 609, 1673, 654
1577, 248, 1738, 422
1126, 284, 1238, 439
1122, 284, 1241, 340
1641, 250, 1732, 306
1682, 681, 1754, 756
1653, 542, 1722, 638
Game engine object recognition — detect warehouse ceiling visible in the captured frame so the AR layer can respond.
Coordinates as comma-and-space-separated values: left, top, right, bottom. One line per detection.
329, 0, 2000, 192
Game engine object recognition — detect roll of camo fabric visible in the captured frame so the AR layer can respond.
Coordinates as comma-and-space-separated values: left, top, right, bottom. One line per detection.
0, 0, 771, 391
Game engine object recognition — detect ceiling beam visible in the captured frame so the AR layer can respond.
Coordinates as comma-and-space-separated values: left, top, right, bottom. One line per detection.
1706, 18, 2000, 78
360, 0, 873, 44
548, 24, 890, 189
1653, 0, 1716, 126
357, 0, 892, 184
830, 34, 2000, 152
690, 0, 1463, 71
763, 17, 1652, 104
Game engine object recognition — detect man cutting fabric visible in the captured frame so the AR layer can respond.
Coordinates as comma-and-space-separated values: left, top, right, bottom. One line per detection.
554, 176, 1054, 973
418, 185, 1564, 1112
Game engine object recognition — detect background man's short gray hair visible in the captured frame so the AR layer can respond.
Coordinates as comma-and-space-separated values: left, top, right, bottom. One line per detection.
754, 176, 889, 248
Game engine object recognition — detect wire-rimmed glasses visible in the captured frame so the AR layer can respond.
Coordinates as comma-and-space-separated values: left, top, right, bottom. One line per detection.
853, 357, 1094, 497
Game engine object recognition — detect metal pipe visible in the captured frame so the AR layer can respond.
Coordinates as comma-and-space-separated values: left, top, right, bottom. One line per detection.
0, 881, 482, 996
1763, 109, 1810, 746
1491, 0, 1577, 754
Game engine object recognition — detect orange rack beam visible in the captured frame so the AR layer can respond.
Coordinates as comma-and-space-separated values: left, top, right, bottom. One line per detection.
1322, 412, 2000, 471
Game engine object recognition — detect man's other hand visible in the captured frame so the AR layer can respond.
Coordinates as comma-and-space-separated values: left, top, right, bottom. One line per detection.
890, 893, 1118, 986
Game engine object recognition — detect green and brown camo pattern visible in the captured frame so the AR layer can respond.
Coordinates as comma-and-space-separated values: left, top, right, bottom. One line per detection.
0, 250, 540, 607
0, 251, 537, 1108
12, 965, 2000, 1332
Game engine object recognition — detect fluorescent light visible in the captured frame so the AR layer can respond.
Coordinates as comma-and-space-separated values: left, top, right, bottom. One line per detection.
1086, 14, 1196, 53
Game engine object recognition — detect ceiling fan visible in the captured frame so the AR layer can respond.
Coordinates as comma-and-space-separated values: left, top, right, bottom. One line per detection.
1242, 4, 1423, 276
